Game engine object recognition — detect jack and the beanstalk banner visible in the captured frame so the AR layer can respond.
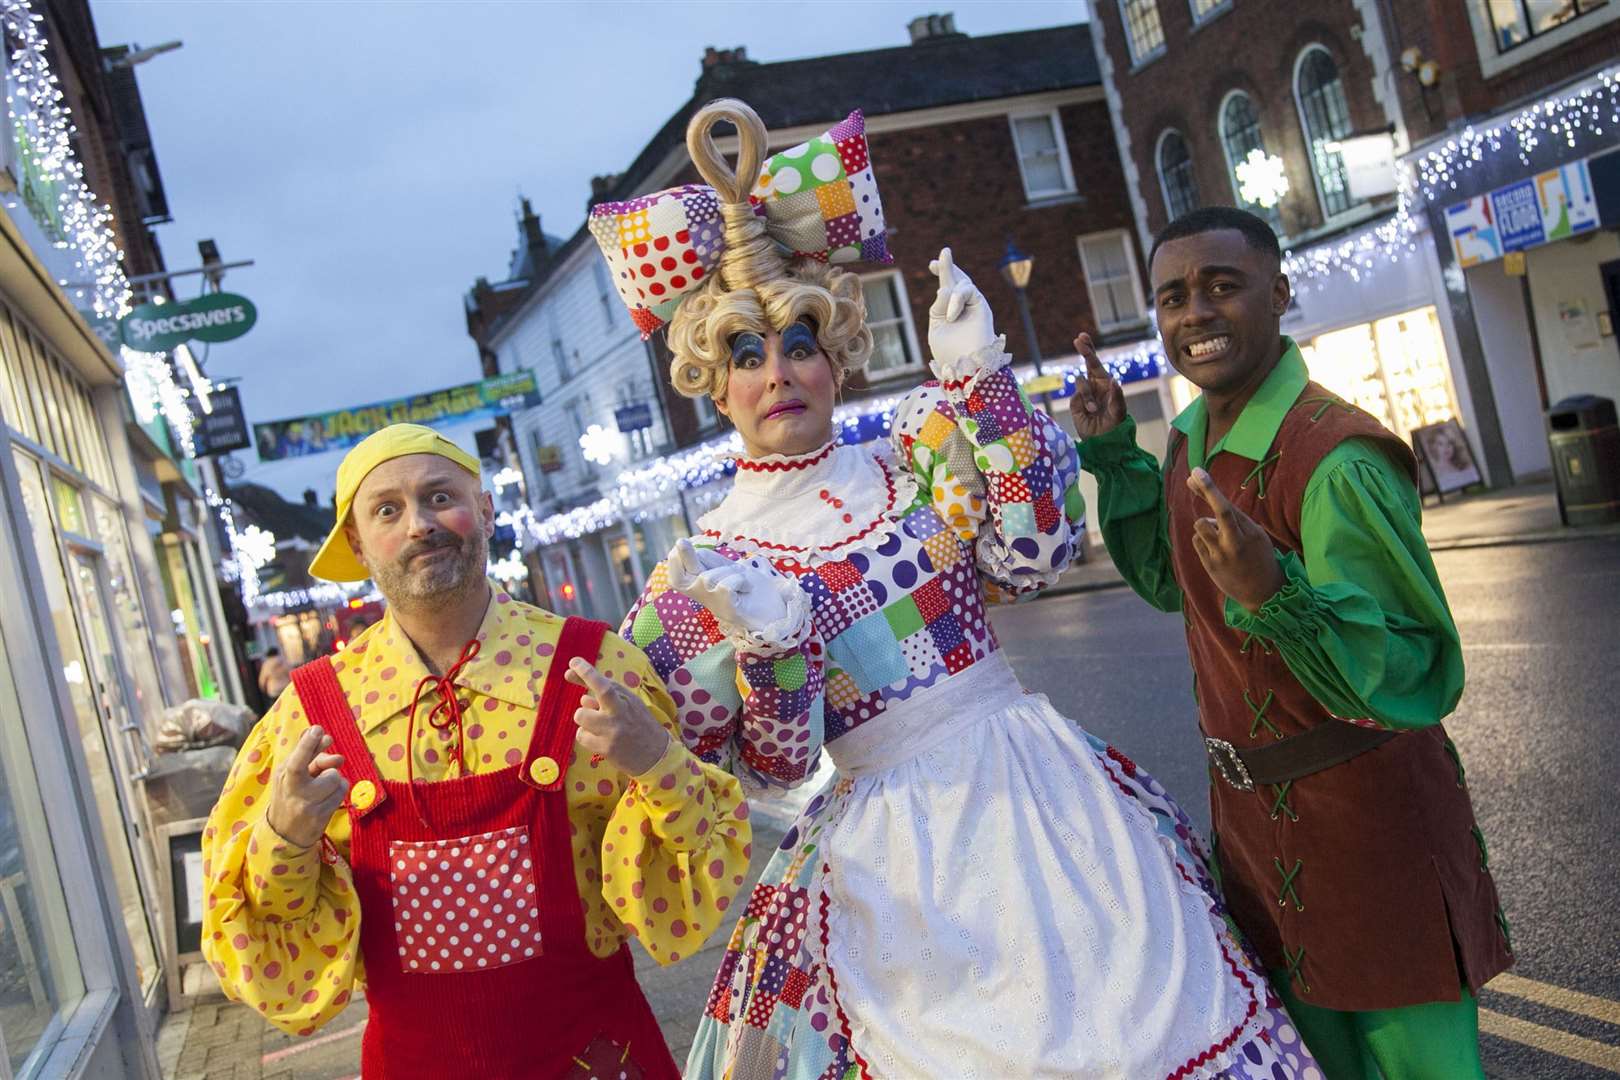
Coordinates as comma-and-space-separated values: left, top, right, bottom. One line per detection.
254, 370, 541, 462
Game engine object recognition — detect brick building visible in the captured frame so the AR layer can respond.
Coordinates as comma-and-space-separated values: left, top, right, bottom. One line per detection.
1088, 0, 1620, 488
469, 14, 1153, 623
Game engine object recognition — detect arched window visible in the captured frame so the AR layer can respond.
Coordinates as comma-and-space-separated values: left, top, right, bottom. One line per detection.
1156, 130, 1199, 221
1295, 46, 1356, 218
1218, 92, 1284, 232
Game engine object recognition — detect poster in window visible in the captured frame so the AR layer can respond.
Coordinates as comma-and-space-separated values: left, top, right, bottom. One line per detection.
1411, 419, 1480, 496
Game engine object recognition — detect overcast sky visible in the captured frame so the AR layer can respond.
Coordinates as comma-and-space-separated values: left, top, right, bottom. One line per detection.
88, 0, 1086, 501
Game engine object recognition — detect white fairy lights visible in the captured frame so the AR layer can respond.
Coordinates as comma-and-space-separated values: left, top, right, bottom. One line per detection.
2, 1, 209, 454
1283, 63, 1620, 290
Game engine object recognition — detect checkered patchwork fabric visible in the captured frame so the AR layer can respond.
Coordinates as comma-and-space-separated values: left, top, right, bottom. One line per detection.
589, 111, 891, 339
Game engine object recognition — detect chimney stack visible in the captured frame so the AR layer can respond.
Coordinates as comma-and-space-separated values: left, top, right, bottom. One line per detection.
701, 45, 750, 70
302, 488, 318, 507
908, 13, 962, 44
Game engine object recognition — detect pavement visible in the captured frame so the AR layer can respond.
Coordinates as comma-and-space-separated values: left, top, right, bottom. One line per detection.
157, 478, 1620, 1079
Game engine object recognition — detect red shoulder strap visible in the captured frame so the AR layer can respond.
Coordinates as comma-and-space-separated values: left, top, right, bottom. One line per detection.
521, 617, 611, 792
289, 656, 385, 817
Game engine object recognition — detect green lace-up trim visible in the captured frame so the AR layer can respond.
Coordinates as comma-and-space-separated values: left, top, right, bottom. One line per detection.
1240, 451, 1282, 499
1283, 944, 1311, 994
1245, 689, 1281, 740
1270, 781, 1298, 822
1495, 907, 1514, 954
1300, 395, 1356, 423
1472, 825, 1491, 871
1239, 631, 1274, 656
1274, 857, 1304, 911
1443, 738, 1467, 787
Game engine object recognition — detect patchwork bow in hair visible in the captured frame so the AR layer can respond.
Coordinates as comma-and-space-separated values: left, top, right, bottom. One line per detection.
589, 110, 892, 338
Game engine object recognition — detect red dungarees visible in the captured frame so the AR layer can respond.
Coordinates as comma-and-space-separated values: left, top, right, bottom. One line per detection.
290, 617, 680, 1079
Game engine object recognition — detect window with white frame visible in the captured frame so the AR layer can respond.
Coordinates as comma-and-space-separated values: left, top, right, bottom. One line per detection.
1119, 0, 1167, 64
1485, 0, 1609, 51
1076, 231, 1148, 331
1009, 111, 1076, 201
860, 271, 923, 378
1189, 0, 1230, 22
1219, 92, 1286, 234
1295, 47, 1357, 219
1156, 130, 1200, 221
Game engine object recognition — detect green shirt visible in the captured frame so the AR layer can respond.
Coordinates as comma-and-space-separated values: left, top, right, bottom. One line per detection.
1079, 342, 1463, 730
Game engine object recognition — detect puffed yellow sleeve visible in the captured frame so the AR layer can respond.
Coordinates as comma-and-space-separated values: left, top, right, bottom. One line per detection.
200, 686, 363, 1036
593, 636, 753, 966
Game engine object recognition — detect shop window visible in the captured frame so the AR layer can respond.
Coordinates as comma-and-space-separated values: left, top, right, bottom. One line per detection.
1296, 306, 1458, 445
0, 621, 84, 1076
1119, 0, 1167, 64
1156, 129, 1200, 221
1486, 0, 1609, 51
0, 301, 114, 489
11, 451, 161, 999
860, 271, 924, 378
1077, 231, 1149, 332
1294, 47, 1357, 219
1219, 92, 1286, 234
1008, 110, 1077, 201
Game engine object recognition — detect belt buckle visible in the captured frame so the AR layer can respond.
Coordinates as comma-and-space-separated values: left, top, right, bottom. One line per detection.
1205, 737, 1255, 792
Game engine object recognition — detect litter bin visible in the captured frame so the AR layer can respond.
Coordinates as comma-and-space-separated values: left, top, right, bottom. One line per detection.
1547, 394, 1620, 526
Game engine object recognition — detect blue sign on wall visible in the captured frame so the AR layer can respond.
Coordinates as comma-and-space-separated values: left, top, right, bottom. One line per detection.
1490, 179, 1546, 252
614, 402, 653, 432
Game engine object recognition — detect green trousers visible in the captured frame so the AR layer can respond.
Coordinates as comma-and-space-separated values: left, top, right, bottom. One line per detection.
1273, 974, 1487, 1080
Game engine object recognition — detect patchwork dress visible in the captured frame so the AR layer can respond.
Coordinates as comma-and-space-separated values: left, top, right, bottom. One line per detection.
622, 346, 1322, 1080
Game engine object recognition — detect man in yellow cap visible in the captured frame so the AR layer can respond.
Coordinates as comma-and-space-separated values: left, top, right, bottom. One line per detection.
201, 424, 752, 1079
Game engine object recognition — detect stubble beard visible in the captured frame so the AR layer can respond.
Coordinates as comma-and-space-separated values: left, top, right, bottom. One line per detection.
370, 529, 489, 612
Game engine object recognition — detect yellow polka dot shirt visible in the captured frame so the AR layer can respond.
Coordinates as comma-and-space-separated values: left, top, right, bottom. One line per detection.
200, 591, 752, 1036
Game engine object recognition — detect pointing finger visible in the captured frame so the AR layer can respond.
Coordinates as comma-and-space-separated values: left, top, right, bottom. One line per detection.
1187, 468, 1237, 522
286, 726, 325, 775
932, 246, 957, 293
565, 659, 621, 705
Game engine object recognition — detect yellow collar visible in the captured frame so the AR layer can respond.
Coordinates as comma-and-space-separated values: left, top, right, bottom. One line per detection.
342, 589, 557, 736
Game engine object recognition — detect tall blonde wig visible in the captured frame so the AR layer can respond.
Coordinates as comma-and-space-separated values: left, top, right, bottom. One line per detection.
665, 99, 874, 402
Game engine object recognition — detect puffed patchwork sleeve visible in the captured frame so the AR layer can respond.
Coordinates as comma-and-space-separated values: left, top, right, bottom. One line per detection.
592, 637, 753, 964
891, 354, 1084, 597
620, 556, 826, 794
200, 687, 363, 1036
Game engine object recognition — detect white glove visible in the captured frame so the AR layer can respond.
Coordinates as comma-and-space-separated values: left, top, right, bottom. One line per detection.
666, 540, 811, 652
927, 247, 1004, 382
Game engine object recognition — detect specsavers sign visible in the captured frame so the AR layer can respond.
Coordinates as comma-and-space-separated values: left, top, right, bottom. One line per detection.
254, 370, 542, 462
120, 292, 258, 352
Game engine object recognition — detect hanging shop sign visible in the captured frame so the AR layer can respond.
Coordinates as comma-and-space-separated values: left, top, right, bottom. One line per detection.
614, 402, 653, 432
1445, 157, 1601, 268
536, 444, 564, 473
190, 386, 251, 456
120, 292, 258, 352
253, 370, 542, 462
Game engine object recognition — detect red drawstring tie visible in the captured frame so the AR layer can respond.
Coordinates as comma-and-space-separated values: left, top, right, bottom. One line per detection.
404, 638, 480, 826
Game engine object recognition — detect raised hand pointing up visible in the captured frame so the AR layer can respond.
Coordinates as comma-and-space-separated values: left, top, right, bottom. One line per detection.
1185, 467, 1285, 613
926, 246, 998, 379
1068, 331, 1127, 439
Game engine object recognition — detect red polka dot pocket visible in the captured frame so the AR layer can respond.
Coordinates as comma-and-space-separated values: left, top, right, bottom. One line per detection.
389, 826, 540, 973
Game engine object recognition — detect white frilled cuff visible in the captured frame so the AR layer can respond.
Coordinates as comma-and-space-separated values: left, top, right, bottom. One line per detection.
721, 574, 815, 657
933, 335, 1013, 396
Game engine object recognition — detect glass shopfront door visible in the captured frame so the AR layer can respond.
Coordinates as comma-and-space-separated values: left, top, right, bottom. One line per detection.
12, 450, 161, 1000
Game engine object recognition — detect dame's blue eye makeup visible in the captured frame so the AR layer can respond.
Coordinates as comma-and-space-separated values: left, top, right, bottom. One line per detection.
730, 332, 766, 367
782, 322, 817, 356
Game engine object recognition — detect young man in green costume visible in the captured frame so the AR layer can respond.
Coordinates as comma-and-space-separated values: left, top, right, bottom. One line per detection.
1071, 207, 1512, 1079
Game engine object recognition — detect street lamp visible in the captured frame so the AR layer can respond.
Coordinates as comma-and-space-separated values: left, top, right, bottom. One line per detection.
999, 240, 1050, 414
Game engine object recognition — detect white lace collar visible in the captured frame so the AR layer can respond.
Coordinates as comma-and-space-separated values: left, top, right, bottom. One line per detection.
699, 440, 917, 564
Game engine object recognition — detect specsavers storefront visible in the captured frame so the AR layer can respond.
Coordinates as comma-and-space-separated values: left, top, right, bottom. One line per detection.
0, 211, 170, 1076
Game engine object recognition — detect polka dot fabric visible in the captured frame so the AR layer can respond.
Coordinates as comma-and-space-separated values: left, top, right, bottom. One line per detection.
390, 826, 539, 973
588, 111, 892, 339
200, 594, 752, 1037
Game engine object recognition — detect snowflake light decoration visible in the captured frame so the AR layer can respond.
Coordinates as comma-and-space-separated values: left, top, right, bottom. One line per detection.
1236, 148, 1290, 210
235, 524, 277, 570
578, 424, 622, 466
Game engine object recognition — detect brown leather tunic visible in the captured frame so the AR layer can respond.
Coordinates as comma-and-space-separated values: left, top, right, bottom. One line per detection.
1165, 381, 1512, 1011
